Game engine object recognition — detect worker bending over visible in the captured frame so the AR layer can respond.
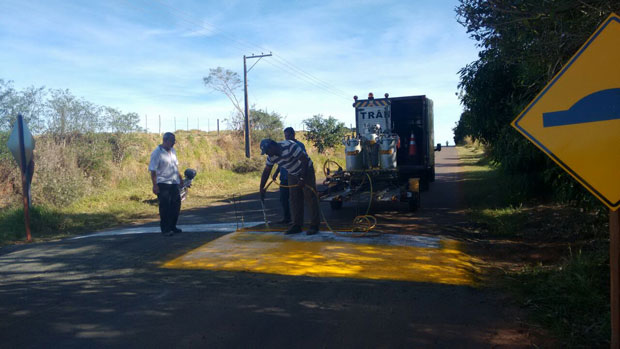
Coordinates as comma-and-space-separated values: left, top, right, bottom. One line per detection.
259, 138, 320, 235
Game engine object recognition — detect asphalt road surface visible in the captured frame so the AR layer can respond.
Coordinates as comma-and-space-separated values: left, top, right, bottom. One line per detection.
0, 147, 536, 348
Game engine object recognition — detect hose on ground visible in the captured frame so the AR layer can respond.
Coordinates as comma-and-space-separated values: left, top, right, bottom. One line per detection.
263, 161, 380, 238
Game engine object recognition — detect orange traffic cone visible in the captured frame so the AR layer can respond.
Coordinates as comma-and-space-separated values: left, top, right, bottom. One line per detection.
408, 132, 417, 156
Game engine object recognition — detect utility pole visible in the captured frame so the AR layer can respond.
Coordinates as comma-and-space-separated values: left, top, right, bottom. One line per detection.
186, 116, 189, 131
243, 52, 272, 158
145, 114, 148, 133
217, 119, 220, 136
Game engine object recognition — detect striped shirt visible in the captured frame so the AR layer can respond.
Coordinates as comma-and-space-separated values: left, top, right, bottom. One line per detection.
266, 140, 312, 176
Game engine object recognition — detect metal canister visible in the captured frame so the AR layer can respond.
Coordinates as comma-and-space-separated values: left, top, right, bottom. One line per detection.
363, 133, 379, 168
379, 135, 398, 169
344, 138, 364, 171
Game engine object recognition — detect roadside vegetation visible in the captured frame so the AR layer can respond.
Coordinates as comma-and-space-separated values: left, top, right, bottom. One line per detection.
0, 79, 345, 245
458, 141, 609, 347
0, 128, 344, 245
453, 2, 617, 346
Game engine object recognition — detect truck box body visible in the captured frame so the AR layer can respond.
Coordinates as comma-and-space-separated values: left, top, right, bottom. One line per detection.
354, 95, 435, 183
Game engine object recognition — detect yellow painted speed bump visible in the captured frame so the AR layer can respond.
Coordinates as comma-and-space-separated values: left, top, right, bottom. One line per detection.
162, 232, 480, 286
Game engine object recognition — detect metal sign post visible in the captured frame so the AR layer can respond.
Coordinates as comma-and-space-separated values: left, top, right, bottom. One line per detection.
612, 209, 620, 348
17, 116, 32, 242
7, 115, 33, 242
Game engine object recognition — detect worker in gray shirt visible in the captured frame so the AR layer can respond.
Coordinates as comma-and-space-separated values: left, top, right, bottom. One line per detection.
149, 132, 184, 236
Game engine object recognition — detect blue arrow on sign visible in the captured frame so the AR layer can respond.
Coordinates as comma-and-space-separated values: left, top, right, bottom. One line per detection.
543, 88, 620, 127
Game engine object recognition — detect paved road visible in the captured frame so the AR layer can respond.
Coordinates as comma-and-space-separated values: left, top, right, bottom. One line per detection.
0, 147, 535, 347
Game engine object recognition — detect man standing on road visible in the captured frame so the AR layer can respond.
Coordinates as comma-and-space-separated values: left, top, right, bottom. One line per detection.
149, 132, 184, 236
259, 138, 320, 235
272, 127, 306, 224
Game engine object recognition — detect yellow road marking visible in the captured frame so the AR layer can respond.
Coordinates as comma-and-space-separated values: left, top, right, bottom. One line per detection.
162, 232, 480, 285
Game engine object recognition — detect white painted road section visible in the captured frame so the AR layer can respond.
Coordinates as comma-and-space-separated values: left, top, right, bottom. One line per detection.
240, 230, 442, 248
71, 222, 264, 240
71, 222, 442, 248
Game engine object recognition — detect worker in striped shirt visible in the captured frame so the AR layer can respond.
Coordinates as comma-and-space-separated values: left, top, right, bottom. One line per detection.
259, 138, 320, 235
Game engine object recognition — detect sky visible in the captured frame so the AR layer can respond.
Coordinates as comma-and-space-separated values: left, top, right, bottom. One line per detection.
0, 0, 479, 145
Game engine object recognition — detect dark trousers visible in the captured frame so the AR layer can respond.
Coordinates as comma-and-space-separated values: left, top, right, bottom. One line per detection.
157, 183, 181, 233
288, 166, 320, 228
280, 179, 291, 222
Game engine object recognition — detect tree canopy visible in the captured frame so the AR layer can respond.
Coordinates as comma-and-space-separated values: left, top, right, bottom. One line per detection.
0, 79, 142, 136
454, 0, 619, 203
302, 114, 347, 153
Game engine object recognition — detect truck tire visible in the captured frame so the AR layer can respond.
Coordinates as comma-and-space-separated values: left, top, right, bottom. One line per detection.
420, 177, 429, 192
330, 200, 343, 210
408, 193, 420, 212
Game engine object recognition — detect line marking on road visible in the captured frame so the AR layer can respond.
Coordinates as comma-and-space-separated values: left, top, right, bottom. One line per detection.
70, 222, 264, 240
162, 231, 481, 285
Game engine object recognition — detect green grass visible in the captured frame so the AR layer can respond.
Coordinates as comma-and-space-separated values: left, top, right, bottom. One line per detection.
508, 249, 610, 347
457, 144, 610, 347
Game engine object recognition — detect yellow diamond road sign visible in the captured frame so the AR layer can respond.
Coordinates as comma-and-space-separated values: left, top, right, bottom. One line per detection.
512, 13, 620, 210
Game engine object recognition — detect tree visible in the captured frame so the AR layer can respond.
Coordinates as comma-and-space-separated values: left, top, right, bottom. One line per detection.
250, 108, 284, 142
0, 79, 46, 133
302, 114, 347, 153
104, 107, 142, 134
46, 89, 103, 137
454, 0, 620, 202
203, 67, 244, 122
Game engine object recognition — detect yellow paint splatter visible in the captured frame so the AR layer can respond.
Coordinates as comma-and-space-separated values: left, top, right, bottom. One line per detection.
162, 232, 480, 285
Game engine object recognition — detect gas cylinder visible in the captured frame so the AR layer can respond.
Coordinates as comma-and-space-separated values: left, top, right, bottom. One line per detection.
344, 138, 364, 171
379, 134, 398, 169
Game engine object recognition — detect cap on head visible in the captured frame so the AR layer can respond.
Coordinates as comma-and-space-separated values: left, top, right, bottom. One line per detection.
260, 139, 276, 155
284, 127, 295, 139
163, 132, 175, 142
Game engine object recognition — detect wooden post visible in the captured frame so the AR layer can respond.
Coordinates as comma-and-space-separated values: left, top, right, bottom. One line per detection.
17, 115, 32, 242
612, 208, 620, 348
243, 55, 251, 158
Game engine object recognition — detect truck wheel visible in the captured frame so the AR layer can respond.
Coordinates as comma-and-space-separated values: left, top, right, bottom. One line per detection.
420, 177, 429, 192
429, 167, 435, 182
408, 194, 419, 212
330, 200, 343, 210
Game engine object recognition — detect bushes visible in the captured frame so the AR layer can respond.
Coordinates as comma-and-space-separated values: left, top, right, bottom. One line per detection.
32, 137, 91, 206
0, 130, 261, 209
231, 157, 264, 173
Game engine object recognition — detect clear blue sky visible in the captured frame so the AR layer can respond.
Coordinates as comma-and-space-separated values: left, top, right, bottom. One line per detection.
0, 0, 479, 144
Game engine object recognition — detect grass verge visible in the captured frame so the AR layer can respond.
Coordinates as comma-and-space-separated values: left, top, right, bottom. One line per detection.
457, 143, 610, 347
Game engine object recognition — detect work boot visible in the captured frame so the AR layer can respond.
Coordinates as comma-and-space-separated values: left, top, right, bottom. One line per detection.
285, 225, 302, 235
173, 227, 183, 233
306, 226, 319, 236
162, 230, 174, 237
